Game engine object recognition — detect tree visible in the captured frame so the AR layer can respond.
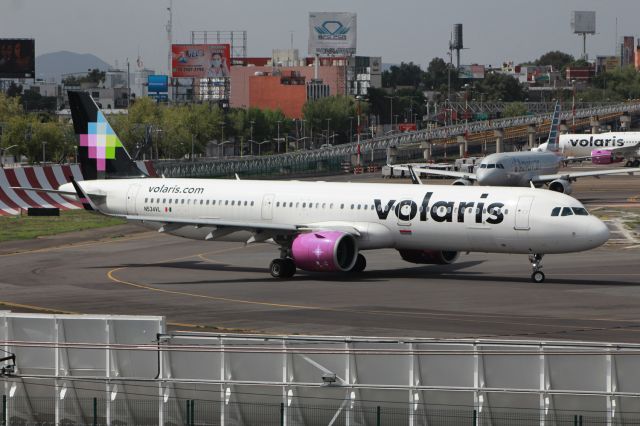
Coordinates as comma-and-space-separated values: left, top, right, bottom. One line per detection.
476, 73, 527, 101
382, 62, 424, 89
534, 51, 575, 71
502, 102, 529, 117
302, 96, 356, 145
591, 65, 640, 101
62, 68, 106, 86
0, 92, 23, 122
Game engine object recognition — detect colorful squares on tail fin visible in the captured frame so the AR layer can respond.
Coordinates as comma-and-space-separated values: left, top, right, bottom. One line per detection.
79, 111, 124, 171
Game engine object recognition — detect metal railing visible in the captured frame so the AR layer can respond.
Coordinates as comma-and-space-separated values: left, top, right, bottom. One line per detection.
1, 395, 627, 426
153, 102, 640, 179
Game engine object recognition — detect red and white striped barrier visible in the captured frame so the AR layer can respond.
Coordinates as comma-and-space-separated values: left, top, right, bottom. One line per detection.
136, 160, 158, 178
0, 165, 83, 216
0, 161, 157, 216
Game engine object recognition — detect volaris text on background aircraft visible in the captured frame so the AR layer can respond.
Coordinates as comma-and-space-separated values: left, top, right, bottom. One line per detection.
20, 92, 612, 283
397, 102, 640, 194
534, 131, 640, 167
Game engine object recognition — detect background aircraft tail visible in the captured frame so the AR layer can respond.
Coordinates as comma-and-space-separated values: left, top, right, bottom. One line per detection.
68, 91, 146, 180
545, 100, 561, 153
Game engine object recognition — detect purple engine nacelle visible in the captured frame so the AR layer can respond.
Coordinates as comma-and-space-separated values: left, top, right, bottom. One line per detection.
398, 249, 459, 265
591, 149, 621, 165
292, 231, 358, 272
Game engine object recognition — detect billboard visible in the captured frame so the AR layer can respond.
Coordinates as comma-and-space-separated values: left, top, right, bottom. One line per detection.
171, 44, 230, 78
571, 11, 596, 34
308, 12, 357, 56
148, 75, 168, 93
0, 38, 35, 78
459, 65, 485, 79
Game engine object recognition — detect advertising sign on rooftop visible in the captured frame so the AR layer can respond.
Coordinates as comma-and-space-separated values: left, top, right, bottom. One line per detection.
459, 65, 485, 79
308, 12, 357, 56
171, 44, 230, 78
148, 75, 168, 93
0, 38, 35, 78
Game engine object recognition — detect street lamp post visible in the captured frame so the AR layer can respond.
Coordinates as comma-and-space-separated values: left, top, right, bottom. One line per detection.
276, 120, 281, 153
325, 118, 331, 145
384, 96, 396, 132
249, 120, 255, 156
0, 145, 17, 168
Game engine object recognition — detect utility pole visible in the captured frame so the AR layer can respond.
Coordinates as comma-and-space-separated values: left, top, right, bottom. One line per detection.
42, 141, 46, 165
166, 0, 173, 76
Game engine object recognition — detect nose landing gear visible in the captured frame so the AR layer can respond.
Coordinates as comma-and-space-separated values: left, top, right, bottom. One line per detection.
529, 254, 545, 283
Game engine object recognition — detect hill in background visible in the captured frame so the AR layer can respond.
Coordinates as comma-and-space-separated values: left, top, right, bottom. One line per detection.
35, 51, 112, 82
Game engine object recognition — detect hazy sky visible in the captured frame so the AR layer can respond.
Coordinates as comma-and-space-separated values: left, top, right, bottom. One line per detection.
2, 0, 639, 75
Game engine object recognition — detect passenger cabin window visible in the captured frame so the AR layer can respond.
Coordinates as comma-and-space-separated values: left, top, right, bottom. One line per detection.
572, 207, 589, 216
561, 207, 573, 216
551, 207, 561, 216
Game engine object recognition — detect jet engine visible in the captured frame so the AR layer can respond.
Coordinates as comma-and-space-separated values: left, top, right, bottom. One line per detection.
548, 179, 572, 194
591, 149, 614, 165
398, 249, 459, 264
591, 149, 623, 165
292, 231, 358, 272
452, 179, 473, 186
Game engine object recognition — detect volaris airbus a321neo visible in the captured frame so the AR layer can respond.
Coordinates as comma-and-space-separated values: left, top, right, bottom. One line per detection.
18, 92, 611, 283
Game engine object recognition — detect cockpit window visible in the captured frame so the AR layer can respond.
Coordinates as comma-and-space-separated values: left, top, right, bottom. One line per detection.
572, 207, 589, 216
487, 164, 496, 169
561, 207, 573, 216
496, 163, 505, 169
480, 164, 487, 168
551, 207, 561, 216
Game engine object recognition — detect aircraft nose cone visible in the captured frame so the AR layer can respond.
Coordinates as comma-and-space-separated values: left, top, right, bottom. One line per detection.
477, 170, 498, 186
587, 218, 610, 248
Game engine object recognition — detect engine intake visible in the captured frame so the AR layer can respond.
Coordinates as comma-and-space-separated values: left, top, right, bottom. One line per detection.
548, 179, 572, 194
452, 178, 472, 186
292, 231, 358, 272
398, 249, 459, 265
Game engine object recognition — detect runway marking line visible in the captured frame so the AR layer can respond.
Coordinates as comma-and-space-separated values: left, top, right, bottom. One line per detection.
104, 246, 640, 330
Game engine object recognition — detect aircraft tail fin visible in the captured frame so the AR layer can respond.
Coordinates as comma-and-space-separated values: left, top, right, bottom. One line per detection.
545, 100, 561, 152
68, 91, 147, 180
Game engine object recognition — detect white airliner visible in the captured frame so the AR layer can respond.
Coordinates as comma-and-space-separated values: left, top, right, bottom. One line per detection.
18, 92, 611, 283
535, 132, 640, 167
396, 102, 640, 194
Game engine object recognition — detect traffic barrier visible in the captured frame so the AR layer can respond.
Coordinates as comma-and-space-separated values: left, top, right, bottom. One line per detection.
0, 165, 82, 216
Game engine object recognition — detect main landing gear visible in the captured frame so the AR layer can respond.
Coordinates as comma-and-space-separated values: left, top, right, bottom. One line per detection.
529, 254, 545, 283
270, 258, 296, 278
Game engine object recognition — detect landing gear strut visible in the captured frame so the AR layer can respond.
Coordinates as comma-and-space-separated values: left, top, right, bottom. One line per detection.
529, 254, 545, 283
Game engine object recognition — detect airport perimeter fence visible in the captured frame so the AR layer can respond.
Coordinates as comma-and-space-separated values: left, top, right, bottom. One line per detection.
1, 395, 633, 426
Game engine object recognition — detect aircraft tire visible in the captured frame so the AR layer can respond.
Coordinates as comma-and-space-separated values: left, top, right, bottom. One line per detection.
270, 259, 286, 278
282, 258, 296, 278
633, 159, 640, 168
531, 271, 545, 283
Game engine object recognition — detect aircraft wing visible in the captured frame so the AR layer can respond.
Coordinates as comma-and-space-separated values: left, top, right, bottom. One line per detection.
390, 165, 477, 181
533, 167, 640, 183
609, 142, 640, 155
124, 215, 368, 242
